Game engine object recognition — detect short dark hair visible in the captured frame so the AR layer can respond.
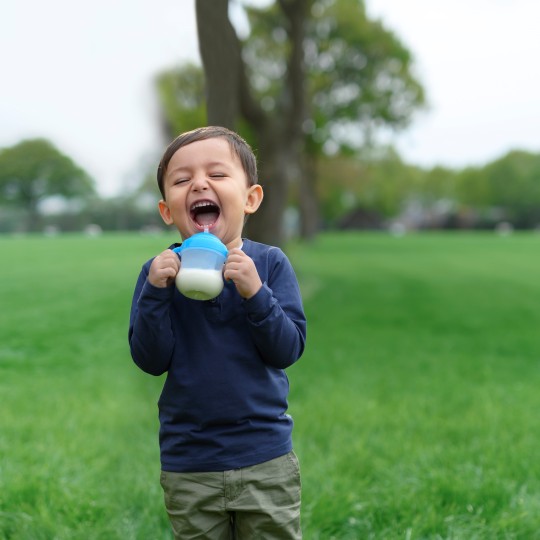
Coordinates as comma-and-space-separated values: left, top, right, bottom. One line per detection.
157, 126, 258, 199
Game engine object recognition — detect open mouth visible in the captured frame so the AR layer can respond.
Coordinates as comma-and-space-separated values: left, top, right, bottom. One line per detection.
190, 200, 221, 230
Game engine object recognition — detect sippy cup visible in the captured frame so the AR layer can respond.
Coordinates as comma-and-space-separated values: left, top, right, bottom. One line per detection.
173, 231, 228, 300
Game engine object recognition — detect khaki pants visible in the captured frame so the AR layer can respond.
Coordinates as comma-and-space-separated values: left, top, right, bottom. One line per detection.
160, 451, 302, 540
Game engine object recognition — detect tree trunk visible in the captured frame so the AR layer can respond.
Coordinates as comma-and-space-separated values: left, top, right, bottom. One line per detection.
195, 0, 240, 129
244, 127, 289, 246
298, 155, 320, 239
25, 197, 41, 232
196, 0, 309, 247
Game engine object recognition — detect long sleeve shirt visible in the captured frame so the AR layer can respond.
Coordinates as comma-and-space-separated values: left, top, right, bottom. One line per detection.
129, 239, 306, 472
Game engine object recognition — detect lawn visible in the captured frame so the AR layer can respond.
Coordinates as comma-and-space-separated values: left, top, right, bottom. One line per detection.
1, 231, 540, 539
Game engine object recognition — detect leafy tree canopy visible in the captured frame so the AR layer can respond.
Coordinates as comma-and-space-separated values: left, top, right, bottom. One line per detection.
155, 63, 207, 138
0, 138, 95, 230
162, 0, 426, 243
243, 0, 426, 155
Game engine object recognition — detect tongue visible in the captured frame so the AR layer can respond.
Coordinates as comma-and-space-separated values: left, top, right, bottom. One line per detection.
195, 210, 219, 227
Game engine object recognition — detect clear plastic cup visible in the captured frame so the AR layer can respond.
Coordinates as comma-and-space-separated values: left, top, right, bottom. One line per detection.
173, 232, 228, 300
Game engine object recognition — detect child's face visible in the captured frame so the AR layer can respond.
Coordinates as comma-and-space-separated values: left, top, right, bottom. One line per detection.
158, 137, 263, 249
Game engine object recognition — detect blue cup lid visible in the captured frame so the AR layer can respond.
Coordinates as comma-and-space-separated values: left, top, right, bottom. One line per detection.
173, 231, 228, 257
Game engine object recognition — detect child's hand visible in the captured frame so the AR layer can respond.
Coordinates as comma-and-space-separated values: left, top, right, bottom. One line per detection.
224, 248, 262, 299
148, 249, 180, 288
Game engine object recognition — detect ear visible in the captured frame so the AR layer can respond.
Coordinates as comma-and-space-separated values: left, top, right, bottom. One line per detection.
244, 184, 264, 216
158, 199, 174, 225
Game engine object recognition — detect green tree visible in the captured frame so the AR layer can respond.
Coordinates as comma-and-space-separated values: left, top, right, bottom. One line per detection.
315, 147, 420, 224
0, 138, 95, 231
155, 63, 207, 139
194, 0, 425, 244
456, 150, 540, 228
455, 165, 490, 221
484, 150, 540, 226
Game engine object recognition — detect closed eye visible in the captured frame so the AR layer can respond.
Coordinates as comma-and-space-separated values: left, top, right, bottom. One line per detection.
173, 178, 190, 185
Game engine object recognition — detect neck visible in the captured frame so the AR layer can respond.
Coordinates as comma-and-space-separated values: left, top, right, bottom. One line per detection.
226, 237, 243, 251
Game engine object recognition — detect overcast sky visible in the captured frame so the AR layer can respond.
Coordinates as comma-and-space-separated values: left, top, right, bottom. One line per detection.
1, 0, 539, 196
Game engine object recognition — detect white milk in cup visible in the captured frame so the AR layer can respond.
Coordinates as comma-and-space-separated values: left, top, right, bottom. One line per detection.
173, 231, 228, 300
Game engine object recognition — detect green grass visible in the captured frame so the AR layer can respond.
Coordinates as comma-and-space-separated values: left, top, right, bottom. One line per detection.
2, 231, 540, 539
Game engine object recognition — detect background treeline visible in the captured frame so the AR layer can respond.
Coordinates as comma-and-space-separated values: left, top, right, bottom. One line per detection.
318, 147, 540, 231
1, 139, 539, 235
1, 0, 539, 236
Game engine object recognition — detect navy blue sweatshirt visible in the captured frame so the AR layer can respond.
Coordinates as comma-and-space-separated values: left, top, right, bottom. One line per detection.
129, 239, 306, 472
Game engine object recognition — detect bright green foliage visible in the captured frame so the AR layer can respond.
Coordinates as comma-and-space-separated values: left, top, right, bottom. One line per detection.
155, 63, 207, 138
0, 139, 95, 230
2, 232, 540, 538
456, 150, 540, 227
316, 147, 540, 227
317, 148, 423, 219
244, 0, 426, 153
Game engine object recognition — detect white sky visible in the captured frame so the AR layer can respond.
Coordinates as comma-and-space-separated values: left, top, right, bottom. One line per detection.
366, 0, 540, 169
1, 0, 539, 196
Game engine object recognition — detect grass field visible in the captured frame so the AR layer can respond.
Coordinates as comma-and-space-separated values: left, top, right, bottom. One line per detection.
1, 231, 540, 539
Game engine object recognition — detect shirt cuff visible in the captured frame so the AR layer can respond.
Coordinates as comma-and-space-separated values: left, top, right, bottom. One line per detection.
243, 283, 274, 322
140, 279, 176, 301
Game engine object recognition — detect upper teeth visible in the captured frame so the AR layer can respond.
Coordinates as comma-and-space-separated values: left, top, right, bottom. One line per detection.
191, 201, 215, 210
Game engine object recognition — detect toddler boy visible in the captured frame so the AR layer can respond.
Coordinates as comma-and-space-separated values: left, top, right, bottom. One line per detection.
129, 126, 306, 539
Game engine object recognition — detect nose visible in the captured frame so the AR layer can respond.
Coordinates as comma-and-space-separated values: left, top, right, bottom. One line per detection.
191, 174, 209, 192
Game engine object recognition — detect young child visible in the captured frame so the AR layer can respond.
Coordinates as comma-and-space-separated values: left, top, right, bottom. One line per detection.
128, 126, 307, 539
